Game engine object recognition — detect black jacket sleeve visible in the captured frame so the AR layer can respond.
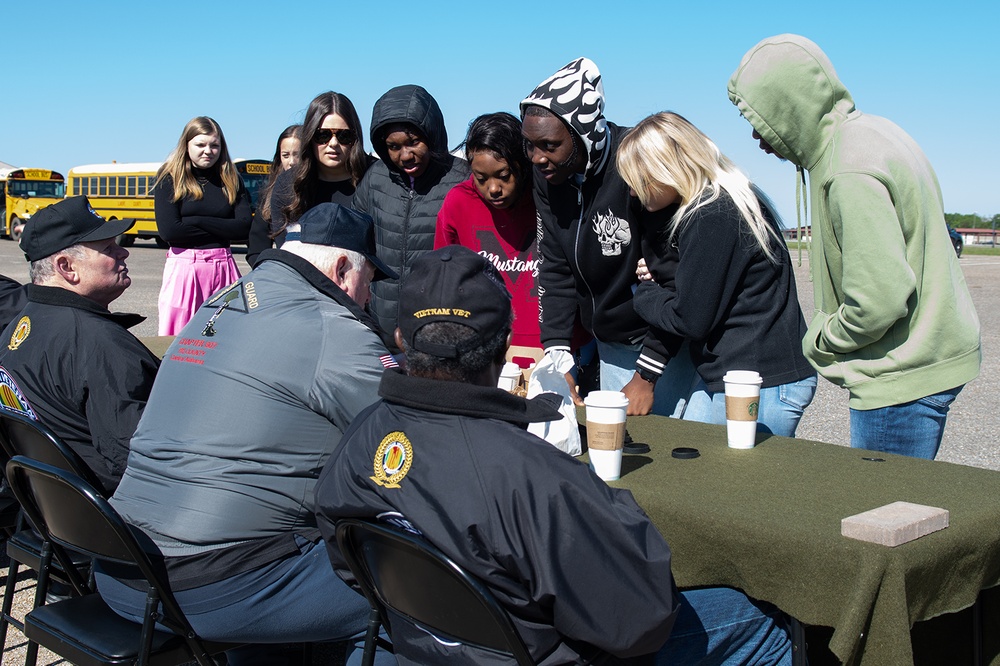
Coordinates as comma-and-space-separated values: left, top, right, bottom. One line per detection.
245, 211, 270, 268
534, 179, 579, 349
185, 181, 253, 242
634, 200, 748, 355
84, 335, 159, 493
0, 275, 28, 331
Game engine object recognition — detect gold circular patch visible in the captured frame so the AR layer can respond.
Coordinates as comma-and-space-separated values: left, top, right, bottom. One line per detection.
370, 431, 413, 489
7, 316, 30, 351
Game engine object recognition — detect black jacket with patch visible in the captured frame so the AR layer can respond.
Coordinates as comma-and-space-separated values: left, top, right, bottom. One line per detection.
0, 285, 159, 494
315, 369, 679, 664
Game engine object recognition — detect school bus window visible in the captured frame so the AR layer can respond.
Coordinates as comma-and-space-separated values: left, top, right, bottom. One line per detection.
127, 177, 136, 196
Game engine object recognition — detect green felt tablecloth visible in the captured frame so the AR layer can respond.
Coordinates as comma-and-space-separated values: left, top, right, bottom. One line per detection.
600, 415, 1000, 666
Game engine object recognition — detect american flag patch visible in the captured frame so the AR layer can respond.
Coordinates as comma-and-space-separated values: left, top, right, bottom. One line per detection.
379, 354, 400, 369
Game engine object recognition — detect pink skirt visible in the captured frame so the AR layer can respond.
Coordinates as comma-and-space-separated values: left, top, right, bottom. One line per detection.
157, 247, 242, 336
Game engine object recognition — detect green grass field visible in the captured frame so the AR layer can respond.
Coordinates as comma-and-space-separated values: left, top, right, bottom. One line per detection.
785, 241, 1000, 257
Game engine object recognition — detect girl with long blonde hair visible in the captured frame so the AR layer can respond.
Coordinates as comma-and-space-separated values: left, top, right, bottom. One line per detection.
617, 111, 816, 436
154, 116, 251, 335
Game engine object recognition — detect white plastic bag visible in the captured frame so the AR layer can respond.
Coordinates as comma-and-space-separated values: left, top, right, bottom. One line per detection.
526, 349, 582, 456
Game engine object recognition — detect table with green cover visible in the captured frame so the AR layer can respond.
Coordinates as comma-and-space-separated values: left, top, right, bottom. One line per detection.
604, 415, 1000, 666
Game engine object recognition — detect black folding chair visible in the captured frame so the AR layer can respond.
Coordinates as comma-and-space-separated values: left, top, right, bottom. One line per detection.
0, 410, 97, 664
335, 517, 535, 666
5, 456, 233, 666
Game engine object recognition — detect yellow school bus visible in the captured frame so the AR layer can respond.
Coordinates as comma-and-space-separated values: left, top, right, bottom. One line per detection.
66, 163, 163, 247
1, 167, 66, 241
234, 158, 270, 214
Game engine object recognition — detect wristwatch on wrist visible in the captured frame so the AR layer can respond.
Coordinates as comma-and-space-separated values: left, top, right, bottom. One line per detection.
636, 367, 659, 385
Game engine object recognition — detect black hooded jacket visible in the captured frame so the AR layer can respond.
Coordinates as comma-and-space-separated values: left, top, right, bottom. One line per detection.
353, 85, 470, 341
520, 58, 662, 352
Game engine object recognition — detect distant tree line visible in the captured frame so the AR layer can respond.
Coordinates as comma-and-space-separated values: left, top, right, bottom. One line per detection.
946, 213, 1000, 229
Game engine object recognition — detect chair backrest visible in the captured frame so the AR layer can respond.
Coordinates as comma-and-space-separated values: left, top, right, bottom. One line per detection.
4, 456, 199, 641
0, 410, 106, 495
336, 518, 534, 665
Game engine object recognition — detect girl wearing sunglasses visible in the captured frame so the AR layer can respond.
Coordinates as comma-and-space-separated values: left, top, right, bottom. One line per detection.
264, 91, 373, 255
154, 116, 251, 335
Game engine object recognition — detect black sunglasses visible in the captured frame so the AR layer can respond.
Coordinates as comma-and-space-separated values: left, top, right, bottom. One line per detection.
313, 128, 358, 146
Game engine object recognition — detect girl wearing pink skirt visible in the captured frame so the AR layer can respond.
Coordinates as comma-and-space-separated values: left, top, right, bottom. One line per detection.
154, 116, 251, 335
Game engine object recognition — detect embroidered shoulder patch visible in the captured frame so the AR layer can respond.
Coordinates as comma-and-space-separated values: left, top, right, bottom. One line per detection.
0, 366, 36, 418
371, 431, 413, 489
7, 316, 30, 351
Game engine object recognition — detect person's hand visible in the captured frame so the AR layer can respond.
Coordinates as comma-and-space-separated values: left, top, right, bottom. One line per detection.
622, 373, 654, 415
636, 257, 653, 282
563, 371, 585, 406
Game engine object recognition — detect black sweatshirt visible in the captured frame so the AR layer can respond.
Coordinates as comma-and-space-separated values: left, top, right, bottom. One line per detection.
634, 191, 815, 391
154, 169, 252, 249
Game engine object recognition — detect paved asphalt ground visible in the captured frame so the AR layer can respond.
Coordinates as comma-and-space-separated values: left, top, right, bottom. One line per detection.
0, 238, 997, 664
2, 237, 996, 469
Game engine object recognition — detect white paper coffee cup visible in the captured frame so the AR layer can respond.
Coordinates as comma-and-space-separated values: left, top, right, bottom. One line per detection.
585, 390, 629, 480
498, 362, 521, 392
723, 370, 762, 449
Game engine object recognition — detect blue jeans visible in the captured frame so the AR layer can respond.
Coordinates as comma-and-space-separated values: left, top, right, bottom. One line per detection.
683, 376, 818, 437
95, 537, 395, 666
656, 587, 791, 664
849, 385, 963, 459
597, 340, 699, 418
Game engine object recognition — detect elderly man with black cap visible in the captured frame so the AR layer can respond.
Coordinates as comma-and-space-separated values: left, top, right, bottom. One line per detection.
315, 245, 792, 665
97, 203, 399, 665
0, 196, 158, 494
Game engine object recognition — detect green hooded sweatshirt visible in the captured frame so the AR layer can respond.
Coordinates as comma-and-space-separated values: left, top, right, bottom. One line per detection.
728, 34, 980, 410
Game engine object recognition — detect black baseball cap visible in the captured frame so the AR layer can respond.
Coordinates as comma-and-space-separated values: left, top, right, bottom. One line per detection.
398, 245, 512, 358
20, 196, 135, 262
285, 203, 397, 281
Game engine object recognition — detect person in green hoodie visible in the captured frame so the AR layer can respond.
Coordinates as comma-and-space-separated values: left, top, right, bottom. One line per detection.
728, 34, 981, 459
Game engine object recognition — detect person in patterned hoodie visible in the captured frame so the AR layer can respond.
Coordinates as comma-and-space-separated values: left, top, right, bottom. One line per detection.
520, 57, 696, 417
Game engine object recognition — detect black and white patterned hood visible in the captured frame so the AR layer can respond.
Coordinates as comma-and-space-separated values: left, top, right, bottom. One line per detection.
520, 57, 609, 180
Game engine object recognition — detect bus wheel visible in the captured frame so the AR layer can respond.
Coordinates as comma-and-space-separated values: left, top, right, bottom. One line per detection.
10, 218, 24, 242
116, 233, 135, 248
154, 236, 169, 249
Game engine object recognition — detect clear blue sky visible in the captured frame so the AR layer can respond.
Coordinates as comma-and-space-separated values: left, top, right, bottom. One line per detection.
3, 0, 997, 225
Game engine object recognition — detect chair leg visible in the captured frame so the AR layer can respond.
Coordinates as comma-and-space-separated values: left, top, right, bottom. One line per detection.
362, 607, 381, 666
0, 558, 21, 654
136, 590, 161, 666
23, 541, 54, 666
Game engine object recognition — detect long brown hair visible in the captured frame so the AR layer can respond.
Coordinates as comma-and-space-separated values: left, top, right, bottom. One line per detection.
282, 92, 371, 229
155, 116, 240, 205
259, 124, 301, 222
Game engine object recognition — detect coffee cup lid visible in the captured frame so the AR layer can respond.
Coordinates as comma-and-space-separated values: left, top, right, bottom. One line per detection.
584, 390, 629, 408
723, 370, 762, 385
